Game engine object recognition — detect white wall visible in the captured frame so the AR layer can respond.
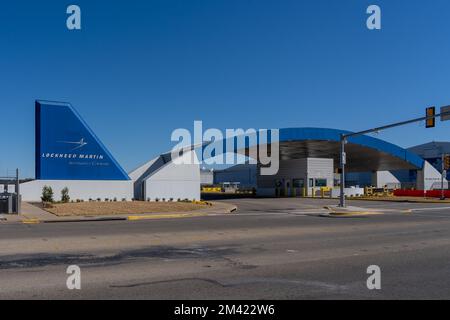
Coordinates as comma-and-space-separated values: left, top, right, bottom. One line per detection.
143, 150, 201, 201
417, 161, 447, 190
257, 158, 333, 196
371, 171, 401, 188
331, 187, 365, 198
306, 158, 334, 186
20, 180, 133, 202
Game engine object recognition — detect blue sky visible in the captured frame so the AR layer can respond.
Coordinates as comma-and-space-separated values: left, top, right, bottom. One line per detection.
1, 0, 450, 178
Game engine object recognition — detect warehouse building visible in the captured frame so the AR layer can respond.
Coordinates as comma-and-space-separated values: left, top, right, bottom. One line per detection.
17, 101, 448, 202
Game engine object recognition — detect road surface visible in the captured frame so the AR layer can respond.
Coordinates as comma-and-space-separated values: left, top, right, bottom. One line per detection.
1, 198, 450, 299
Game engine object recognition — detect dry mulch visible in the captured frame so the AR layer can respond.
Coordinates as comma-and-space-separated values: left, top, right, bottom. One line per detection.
44, 201, 207, 216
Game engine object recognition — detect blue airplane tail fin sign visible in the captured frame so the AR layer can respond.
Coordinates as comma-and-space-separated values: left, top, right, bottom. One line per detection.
35, 100, 130, 180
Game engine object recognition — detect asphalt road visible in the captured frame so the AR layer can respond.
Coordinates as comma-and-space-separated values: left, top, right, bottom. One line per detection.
1, 198, 450, 299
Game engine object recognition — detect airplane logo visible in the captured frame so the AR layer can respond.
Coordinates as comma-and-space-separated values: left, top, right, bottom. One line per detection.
59, 138, 88, 150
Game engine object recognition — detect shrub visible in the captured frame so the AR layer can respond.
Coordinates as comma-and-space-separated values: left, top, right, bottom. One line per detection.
61, 187, 70, 203
41, 185, 54, 203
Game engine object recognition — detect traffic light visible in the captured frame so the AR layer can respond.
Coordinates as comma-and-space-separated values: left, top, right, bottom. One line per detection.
426, 107, 436, 128
444, 155, 450, 171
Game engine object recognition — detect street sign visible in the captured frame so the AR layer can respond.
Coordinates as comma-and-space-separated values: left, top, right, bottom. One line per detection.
342, 152, 347, 165
426, 106, 436, 128
441, 106, 450, 122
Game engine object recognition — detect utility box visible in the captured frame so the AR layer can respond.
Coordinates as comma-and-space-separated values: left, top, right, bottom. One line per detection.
0, 193, 21, 214
0, 194, 14, 214
0, 169, 21, 215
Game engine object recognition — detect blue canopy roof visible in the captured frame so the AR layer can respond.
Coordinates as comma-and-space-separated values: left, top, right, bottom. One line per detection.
279, 128, 424, 170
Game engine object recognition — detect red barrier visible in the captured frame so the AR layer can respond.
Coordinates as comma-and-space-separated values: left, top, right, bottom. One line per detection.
394, 189, 450, 198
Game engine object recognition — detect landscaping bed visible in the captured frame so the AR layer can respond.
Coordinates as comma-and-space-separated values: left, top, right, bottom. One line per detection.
42, 201, 209, 216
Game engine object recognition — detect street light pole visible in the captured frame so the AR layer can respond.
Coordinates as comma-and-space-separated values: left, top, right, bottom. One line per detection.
15, 168, 20, 214
339, 135, 346, 208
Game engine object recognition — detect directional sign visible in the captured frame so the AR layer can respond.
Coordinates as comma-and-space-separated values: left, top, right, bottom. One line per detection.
441, 106, 450, 122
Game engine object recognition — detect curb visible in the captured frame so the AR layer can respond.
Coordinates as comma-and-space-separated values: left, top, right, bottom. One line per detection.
16, 205, 238, 224
45, 217, 128, 223
21, 216, 128, 224
323, 206, 384, 218
127, 212, 206, 221
348, 197, 450, 204
319, 212, 383, 218
22, 218, 41, 224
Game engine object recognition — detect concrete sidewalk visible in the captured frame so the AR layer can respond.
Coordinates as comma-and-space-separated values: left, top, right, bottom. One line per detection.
1, 201, 237, 224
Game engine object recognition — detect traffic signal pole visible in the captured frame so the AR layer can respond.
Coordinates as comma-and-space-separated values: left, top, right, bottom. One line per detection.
340, 135, 346, 208
339, 109, 450, 208
441, 154, 445, 200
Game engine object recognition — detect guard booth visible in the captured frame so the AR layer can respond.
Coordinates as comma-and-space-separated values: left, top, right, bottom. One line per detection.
0, 169, 21, 214
257, 158, 334, 197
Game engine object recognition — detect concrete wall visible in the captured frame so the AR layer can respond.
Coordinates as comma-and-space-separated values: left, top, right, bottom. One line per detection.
20, 180, 133, 202
143, 150, 200, 201
371, 171, 401, 188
